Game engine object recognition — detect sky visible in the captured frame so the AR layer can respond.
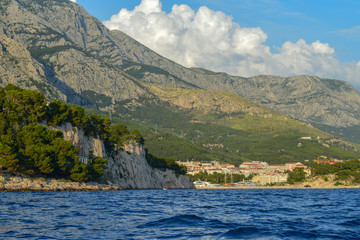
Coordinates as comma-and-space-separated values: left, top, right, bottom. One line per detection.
73, 0, 360, 88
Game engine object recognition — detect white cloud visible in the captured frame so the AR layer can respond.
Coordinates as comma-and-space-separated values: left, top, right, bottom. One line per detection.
69, 0, 76, 2
104, 0, 360, 88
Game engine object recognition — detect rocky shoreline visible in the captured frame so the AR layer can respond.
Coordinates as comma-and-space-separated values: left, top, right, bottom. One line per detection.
0, 173, 121, 192
196, 185, 360, 190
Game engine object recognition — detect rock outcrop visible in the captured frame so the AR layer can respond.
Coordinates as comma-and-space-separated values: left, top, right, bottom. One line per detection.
0, 173, 121, 191
105, 142, 194, 189
50, 123, 194, 189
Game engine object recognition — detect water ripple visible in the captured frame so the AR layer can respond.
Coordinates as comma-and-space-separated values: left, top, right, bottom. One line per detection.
1, 189, 360, 239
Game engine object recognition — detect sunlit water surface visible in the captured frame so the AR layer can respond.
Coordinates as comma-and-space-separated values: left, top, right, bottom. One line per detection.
1, 189, 360, 239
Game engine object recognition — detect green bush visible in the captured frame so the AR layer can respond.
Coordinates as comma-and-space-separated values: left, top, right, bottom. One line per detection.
287, 167, 306, 183
145, 152, 186, 175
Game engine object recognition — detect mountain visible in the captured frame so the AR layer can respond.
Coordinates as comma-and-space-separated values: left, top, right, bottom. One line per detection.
105, 84, 360, 165
0, 0, 360, 147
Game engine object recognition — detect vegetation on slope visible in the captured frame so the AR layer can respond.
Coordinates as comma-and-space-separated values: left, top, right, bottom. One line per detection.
270, 160, 360, 186
311, 160, 360, 184
110, 84, 360, 165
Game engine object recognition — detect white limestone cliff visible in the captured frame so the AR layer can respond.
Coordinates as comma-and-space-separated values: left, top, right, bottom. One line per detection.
49, 123, 194, 189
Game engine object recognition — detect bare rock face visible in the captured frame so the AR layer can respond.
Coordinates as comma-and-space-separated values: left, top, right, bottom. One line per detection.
230, 75, 360, 128
0, 0, 151, 106
0, 31, 65, 101
105, 142, 194, 189
52, 123, 194, 190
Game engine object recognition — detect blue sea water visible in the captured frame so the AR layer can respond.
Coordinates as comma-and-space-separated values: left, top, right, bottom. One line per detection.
1, 189, 360, 239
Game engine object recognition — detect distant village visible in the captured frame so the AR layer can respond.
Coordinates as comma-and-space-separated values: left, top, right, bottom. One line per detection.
177, 157, 343, 187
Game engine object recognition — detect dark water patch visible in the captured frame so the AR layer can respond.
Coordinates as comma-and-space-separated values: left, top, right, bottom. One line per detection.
340, 218, 360, 226
57, 204, 71, 209
139, 214, 229, 229
20, 218, 37, 224
272, 207, 298, 213
68, 211, 86, 217
53, 224, 86, 231
220, 225, 275, 239
303, 203, 328, 208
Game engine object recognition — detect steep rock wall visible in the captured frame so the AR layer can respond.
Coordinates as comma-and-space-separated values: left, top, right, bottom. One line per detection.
49, 123, 194, 189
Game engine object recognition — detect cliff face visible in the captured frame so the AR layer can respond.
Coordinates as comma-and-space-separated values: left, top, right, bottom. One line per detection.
105, 143, 195, 189
50, 123, 194, 189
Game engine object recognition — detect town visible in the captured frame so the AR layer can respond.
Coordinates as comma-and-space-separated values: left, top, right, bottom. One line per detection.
177, 157, 342, 187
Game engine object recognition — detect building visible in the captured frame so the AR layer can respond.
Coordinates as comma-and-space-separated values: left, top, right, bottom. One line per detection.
252, 174, 288, 185
206, 168, 223, 174
285, 162, 306, 171
239, 161, 268, 174
266, 165, 287, 174
79, 157, 88, 165
178, 160, 311, 179
211, 161, 220, 166
193, 181, 211, 187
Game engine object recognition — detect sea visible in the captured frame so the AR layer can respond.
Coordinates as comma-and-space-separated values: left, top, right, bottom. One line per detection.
1, 189, 360, 239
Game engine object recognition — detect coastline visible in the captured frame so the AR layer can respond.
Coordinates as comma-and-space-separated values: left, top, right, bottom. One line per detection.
195, 185, 360, 190
2, 173, 360, 192
0, 173, 121, 192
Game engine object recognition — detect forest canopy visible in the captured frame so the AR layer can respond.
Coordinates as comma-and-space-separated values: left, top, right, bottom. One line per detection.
0, 85, 147, 181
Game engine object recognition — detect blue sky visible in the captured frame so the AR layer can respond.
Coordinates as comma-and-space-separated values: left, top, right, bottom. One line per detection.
77, 0, 360, 62
75, 0, 360, 87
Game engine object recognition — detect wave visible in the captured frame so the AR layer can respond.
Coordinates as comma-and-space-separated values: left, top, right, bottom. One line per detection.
138, 214, 229, 229
220, 226, 277, 239
340, 218, 360, 227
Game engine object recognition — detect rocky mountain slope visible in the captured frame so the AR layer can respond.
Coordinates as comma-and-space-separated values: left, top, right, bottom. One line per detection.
1, 0, 360, 142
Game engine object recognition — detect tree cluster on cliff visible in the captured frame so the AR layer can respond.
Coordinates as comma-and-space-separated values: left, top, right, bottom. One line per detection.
0, 85, 145, 181
145, 152, 187, 176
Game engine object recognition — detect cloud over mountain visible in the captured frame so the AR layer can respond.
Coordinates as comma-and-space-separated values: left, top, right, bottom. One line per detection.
104, 0, 360, 87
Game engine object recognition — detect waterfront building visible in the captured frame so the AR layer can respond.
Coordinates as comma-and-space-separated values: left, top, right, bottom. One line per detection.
252, 174, 288, 185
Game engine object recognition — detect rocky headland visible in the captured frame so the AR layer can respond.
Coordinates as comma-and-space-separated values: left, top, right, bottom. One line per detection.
52, 122, 195, 190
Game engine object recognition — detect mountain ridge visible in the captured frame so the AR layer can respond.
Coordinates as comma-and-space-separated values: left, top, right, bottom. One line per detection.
0, 0, 360, 143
